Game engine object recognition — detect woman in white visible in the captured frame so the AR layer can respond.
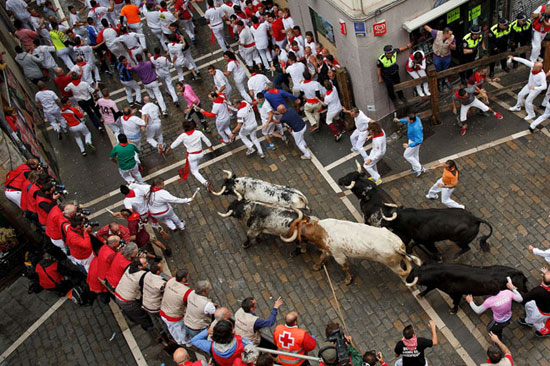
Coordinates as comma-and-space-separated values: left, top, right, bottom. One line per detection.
165, 120, 214, 189
406, 51, 430, 97
321, 80, 346, 141
199, 92, 234, 144
233, 100, 264, 158
145, 177, 193, 231
223, 51, 252, 102
363, 121, 386, 185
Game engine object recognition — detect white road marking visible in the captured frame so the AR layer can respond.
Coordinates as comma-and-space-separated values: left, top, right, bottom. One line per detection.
324, 143, 372, 171
108, 302, 148, 366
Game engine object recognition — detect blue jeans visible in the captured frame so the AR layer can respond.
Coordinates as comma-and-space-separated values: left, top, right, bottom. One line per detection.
433, 56, 451, 72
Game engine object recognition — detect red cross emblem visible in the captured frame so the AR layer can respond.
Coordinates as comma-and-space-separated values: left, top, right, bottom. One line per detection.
278, 331, 295, 349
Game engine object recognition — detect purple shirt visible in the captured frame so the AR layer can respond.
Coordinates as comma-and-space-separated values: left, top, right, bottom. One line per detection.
430, 29, 455, 61
131, 61, 157, 84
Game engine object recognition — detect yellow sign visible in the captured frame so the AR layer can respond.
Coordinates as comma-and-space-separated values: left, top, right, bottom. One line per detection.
469, 5, 481, 21
447, 7, 460, 24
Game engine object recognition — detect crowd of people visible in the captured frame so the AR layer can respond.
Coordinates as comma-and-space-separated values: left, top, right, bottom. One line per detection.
4, 0, 550, 365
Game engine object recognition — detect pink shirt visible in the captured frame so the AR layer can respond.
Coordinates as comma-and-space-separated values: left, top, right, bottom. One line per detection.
473, 290, 522, 323
183, 84, 200, 107
96, 98, 119, 124
15, 28, 38, 50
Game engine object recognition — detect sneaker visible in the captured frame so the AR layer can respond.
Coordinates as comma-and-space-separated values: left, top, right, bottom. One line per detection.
351, 147, 358, 152
524, 114, 535, 121
86, 143, 95, 153
230, 134, 236, 143
460, 126, 467, 136
300, 155, 311, 160
414, 170, 422, 177
246, 148, 255, 156
63, 129, 69, 135
195, 73, 202, 81
265, 144, 277, 150
417, 91, 425, 97
162, 111, 168, 116
529, 126, 535, 133
425, 91, 431, 96
368, 177, 375, 181
81, 151, 87, 156
174, 101, 180, 107
309, 125, 319, 133
335, 133, 342, 142
282, 135, 288, 144
58, 132, 63, 140
508, 105, 521, 112
158, 144, 164, 154
178, 221, 186, 230
259, 153, 265, 159
426, 194, 438, 200
535, 331, 549, 337
221, 139, 230, 145
456, 116, 463, 127
374, 178, 382, 185
163, 247, 172, 257
518, 318, 531, 326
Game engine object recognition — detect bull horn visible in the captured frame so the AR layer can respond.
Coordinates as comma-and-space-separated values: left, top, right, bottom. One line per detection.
223, 170, 233, 179
280, 229, 298, 243
293, 208, 303, 221
355, 160, 362, 173
344, 181, 355, 190
211, 185, 226, 196
382, 212, 398, 221
235, 191, 243, 201
384, 203, 398, 207
217, 210, 233, 218
405, 276, 419, 287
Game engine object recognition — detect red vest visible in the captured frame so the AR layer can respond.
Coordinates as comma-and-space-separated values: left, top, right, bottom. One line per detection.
65, 227, 93, 259
27, 184, 41, 213
106, 252, 131, 288
534, 6, 550, 33
45, 205, 65, 240
19, 179, 32, 211
35, 192, 53, 225
211, 335, 248, 366
61, 106, 83, 127
36, 261, 64, 289
274, 325, 308, 366
5, 163, 31, 190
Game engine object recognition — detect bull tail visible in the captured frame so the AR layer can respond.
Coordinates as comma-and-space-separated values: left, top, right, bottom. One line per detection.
478, 219, 493, 253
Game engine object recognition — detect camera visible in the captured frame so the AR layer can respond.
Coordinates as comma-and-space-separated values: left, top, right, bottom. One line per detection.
326, 328, 350, 366
77, 208, 91, 216
37, 162, 48, 170
53, 183, 68, 197
84, 218, 100, 228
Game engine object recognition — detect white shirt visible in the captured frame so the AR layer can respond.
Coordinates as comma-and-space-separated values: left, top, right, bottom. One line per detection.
204, 6, 225, 26
286, 62, 306, 85
141, 102, 161, 125
151, 55, 172, 76
69, 13, 86, 33
282, 16, 294, 30
258, 100, 273, 124
35, 90, 60, 112
213, 69, 231, 92
407, 51, 426, 71
220, 3, 235, 17
65, 81, 95, 101
324, 88, 342, 115
73, 45, 95, 63
121, 115, 146, 136
159, 9, 177, 34
250, 22, 269, 49
170, 129, 212, 152
147, 189, 191, 215
299, 80, 321, 100
144, 9, 161, 29
208, 95, 231, 122
102, 28, 120, 48
6, 0, 30, 20
533, 248, 550, 264
70, 62, 93, 85
118, 33, 141, 49
238, 26, 255, 46
124, 183, 150, 215
88, 6, 109, 27
355, 111, 371, 131
33, 46, 57, 69
168, 42, 185, 65
305, 39, 316, 54
513, 57, 548, 90
369, 130, 387, 161
227, 59, 246, 81
247, 73, 270, 95
237, 101, 257, 129
288, 45, 304, 59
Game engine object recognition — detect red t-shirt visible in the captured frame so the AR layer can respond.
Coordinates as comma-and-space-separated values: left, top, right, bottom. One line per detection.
272, 18, 286, 41
55, 75, 74, 97
126, 212, 150, 248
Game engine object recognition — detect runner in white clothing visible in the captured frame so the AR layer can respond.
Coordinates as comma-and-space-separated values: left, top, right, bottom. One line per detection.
120, 107, 146, 149
256, 92, 284, 150
343, 107, 375, 162
141, 96, 165, 154
143, 3, 166, 50
204, 0, 227, 52
165, 120, 214, 189
284, 54, 306, 96
73, 38, 101, 82
224, 51, 252, 102
118, 27, 146, 64
199, 92, 235, 144
233, 100, 264, 158
299, 71, 323, 131
208, 66, 232, 96
320, 80, 346, 141
247, 68, 270, 97
35, 82, 68, 137
236, 22, 261, 67
145, 177, 193, 231
71, 57, 95, 86
167, 34, 200, 81
250, 16, 272, 69
32, 42, 58, 72
508, 56, 547, 120
150, 49, 180, 106
363, 121, 386, 185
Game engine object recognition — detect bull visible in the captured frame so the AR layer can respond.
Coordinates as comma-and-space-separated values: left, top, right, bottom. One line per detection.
217, 199, 309, 249
337, 161, 395, 225
405, 263, 528, 313
211, 170, 309, 209
379, 205, 493, 260
280, 218, 421, 285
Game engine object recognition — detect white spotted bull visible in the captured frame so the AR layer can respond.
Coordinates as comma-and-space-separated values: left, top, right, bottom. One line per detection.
211, 170, 309, 209
280, 218, 422, 285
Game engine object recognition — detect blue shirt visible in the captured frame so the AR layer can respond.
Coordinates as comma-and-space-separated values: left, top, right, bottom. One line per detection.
86, 25, 98, 45
192, 329, 252, 355
116, 62, 133, 82
280, 108, 305, 131
398, 117, 423, 147
262, 88, 297, 109
252, 308, 278, 332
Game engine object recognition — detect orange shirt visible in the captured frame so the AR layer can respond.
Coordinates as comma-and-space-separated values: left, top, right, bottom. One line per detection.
442, 168, 459, 186
120, 4, 141, 24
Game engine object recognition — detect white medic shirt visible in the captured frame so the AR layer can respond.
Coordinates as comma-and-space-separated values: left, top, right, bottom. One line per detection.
237, 101, 258, 130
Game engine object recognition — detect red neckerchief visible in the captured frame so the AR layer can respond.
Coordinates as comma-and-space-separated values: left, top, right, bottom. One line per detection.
227, 58, 237, 65
72, 79, 81, 86
454, 91, 467, 100
225, 1, 233, 6
238, 101, 248, 110
213, 96, 225, 103
268, 88, 279, 94
120, 142, 129, 146
303, 80, 312, 84
125, 190, 136, 198
77, 61, 86, 67
326, 89, 333, 95
252, 23, 260, 29
370, 131, 385, 139
541, 282, 550, 291
251, 72, 257, 76
236, 11, 246, 18
128, 211, 141, 220
533, 69, 543, 75
185, 129, 195, 135
474, 72, 484, 83
122, 115, 131, 121
151, 186, 162, 192
154, 54, 162, 60
159, 8, 167, 11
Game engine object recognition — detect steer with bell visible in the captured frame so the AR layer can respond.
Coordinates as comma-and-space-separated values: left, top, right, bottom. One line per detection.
211, 170, 309, 209
379, 205, 493, 260
281, 218, 421, 285
405, 263, 528, 313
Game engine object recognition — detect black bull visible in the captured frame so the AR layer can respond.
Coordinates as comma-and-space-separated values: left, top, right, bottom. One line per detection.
406, 263, 528, 313
380, 206, 493, 259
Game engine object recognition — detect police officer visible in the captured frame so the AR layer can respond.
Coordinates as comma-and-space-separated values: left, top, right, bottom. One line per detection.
510, 13, 532, 68
377, 43, 411, 104
488, 18, 511, 78
459, 25, 484, 84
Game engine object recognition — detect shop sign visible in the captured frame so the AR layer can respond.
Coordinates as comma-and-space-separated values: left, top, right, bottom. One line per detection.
373, 20, 386, 36
469, 5, 481, 21
354, 22, 366, 37
447, 7, 460, 24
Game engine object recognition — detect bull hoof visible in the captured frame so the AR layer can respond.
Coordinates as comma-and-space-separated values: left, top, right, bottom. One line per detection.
290, 247, 302, 257
312, 263, 322, 271
300, 245, 307, 254
344, 276, 354, 285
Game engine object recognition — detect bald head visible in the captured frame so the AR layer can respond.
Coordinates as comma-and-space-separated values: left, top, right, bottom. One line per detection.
173, 348, 189, 364
285, 311, 298, 326
54, 67, 64, 76
534, 62, 544, 72
143, 95, 151, 104
277, 105, 287, 114
63, 204, 77, 217
214, 307, 232, 321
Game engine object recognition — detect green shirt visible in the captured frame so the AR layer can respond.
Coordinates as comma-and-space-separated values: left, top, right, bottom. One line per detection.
348, 345, 363, 366
109, 143, 139, 170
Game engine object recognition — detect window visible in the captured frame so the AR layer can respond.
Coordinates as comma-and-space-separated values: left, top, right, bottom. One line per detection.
309, 8, 335, 45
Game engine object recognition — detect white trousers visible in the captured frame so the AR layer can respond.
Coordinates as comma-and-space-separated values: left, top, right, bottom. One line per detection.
68, 252, 94, 273
262, 121, 283, 136
531, 30, 546, 62
174, 63, 186, 82
162, 318, 187, 345
69, 123, 92, 153
146, 123, 163, 147
459, 98, 489, 122
57, 48, 74, 69
350, 129, 369, 161
239, 125, 263, 154
183, 49, 198, 71
128, 46, 145, 65
407, 69, 430, 96
108, 44, 130, 63
211, 24, 227, 52
151, 206, 184, 230
292, 126, 310, 157
514, 84, 542, 117
239, 46, 261, 67
5, 190, 22, 208
404, 143, 422, 173
363, 156, 381, 181
216, 117, 232, 142
187, 152, 207, 185
150, 27, 167, 51
106, 119, 124, 139
531, 103, 550, 129
158, 73, 178, 103
304, 102, 321, 127
128, 22, 144, 35
119, 165, 144, 184
427, 178, 464, 209
257, 48, 272, 69
326, 108, 342, 125
44, 109, 67, 132
273, 38, 287, 50
121, 79, 142, 104
181, 19, 195, 41
144, 80, 167, 112
234, 77, 252, 102
525, 300, 550, 332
